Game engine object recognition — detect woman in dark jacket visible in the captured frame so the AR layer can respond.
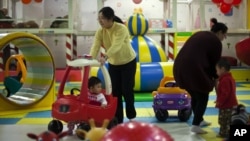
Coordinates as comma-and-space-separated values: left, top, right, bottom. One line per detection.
173, 22, 228, 134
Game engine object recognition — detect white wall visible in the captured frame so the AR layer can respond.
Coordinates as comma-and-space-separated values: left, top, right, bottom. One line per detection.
9, 0, 249, 68
104, 0, 165, 20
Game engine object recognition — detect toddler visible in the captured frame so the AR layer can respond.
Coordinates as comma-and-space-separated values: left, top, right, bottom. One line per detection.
88, 76, 107, 107
215, 58, 238, 138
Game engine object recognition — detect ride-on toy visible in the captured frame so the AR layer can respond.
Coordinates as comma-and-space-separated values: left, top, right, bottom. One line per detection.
48, 56, 117, 139
2, 54, 26, 97
152, 76, 192, 122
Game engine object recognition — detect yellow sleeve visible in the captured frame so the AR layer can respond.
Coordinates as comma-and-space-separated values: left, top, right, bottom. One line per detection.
89, 29, 102, 58
106, 27, 127, 57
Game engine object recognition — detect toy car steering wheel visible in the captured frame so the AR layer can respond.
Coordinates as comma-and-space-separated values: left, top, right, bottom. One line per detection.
164, 82, 176, 87
70, 88, 80, 95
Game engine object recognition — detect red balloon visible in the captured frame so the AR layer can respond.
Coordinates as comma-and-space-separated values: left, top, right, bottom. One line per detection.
34, 0, 43, 3
212, 0, 222, 4
232, 0, 242, 5
101, 121, 174, 141
223, 0, 233, 4
220, 3, 232, 14
22, 0, 32, 4
133, 0, 142, 4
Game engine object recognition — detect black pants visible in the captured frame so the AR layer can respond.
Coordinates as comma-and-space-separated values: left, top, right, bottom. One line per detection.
108, 58, 137, 123
187, 90, 209, 126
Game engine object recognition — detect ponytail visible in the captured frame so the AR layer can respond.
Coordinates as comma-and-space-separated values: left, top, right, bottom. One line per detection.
210, 18, 217, 25
114, 15, 124, 24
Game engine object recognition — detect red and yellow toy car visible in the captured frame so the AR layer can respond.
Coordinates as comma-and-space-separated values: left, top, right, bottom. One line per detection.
48, 56, 117, 139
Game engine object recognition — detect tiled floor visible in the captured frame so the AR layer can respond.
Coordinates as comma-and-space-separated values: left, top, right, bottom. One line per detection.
0, 81, 249, 141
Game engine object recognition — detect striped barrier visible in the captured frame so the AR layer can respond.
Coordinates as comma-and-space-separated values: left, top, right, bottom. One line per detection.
73, 34, 77, 59
66, 34, 77, 64
168, 33, 175, 61
66, 34, 72, 64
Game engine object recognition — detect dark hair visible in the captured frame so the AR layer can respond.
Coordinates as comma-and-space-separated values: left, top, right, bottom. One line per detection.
114, 16, 124, 24
210, 18, 217, 24
217, 58, 231, 71
99, 7, 114, 20
99, 7, 123, 24
88, 76, 101, 89
211, 22, 228, 34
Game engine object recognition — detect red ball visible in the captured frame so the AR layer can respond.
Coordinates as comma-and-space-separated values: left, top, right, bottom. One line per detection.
101, 121, 174, 141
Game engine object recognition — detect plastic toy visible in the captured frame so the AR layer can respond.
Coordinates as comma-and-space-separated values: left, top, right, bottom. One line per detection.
2, 54, 26, 97
235, 37, 250, 66
75, 118, 109, 141
27, 130, 68, 141
101, 121, 174, 141
48, 56, 117, 139
152, 76, 192, 122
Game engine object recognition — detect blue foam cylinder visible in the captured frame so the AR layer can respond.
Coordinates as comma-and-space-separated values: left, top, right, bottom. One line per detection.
90, 62, 174, 92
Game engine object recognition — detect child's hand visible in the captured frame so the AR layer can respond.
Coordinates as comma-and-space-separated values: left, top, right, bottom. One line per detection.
101, 104, 107, 108
215, 102, 220, 107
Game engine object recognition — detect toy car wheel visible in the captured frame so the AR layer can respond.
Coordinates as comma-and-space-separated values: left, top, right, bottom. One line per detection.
76, 122, 91, 140
2, 88, 10, 97
48, 119, 63, 134
155, 109, 168, 122
107, 117, 118, 129
178, 108, 192, 122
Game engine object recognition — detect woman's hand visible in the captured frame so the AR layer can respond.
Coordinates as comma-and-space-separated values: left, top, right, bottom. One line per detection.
99, 57, 106, 65
99, 55, 108, 65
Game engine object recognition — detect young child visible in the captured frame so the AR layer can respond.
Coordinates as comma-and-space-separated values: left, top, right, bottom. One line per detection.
88, 76, 107, 107
215, 58, 238, 138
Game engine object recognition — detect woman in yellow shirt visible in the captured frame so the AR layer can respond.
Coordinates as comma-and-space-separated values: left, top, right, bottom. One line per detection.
90, 6, 137, 124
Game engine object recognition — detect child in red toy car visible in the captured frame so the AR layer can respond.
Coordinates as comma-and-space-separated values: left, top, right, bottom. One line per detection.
88, 76, 107, 108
